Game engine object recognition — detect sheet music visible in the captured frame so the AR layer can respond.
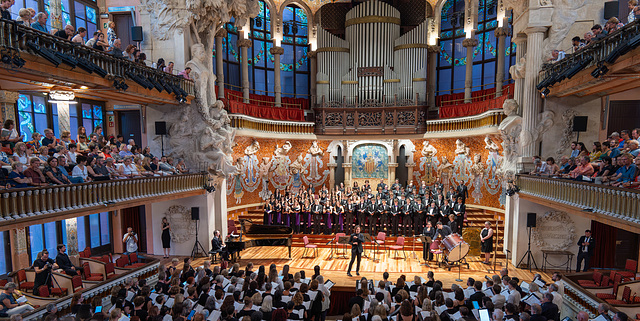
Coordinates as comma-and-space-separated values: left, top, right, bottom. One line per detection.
593, 315, 609, 321
207, 310, 221, 321
444, 291, 455, 300
251, 305, 260, 311
451, 312, 462, 320
352, 317, 360, 321
420, 277, 427, 284
234, 302, 243, 312
435, 305, 447, 315
302, 301, 311, 309
325, 280, 335, 290
150, 293, 159, 301
523, 294, 541, 306
420, 311, 431, 319
534, 279, 545, 288
464, 288, 475, 299
308, 291, 318, 301
363, 300, 371, 311
194, 305, 204, 313
409, 291, 418, 299
472, 309, 480, 320
301, 278, 310, 284
272, 282, 280, 290
282, 296, 292, 303
165, 298, 175, 308
483, 288, 494, 298
16, 296, 27, 304
520, 281, 530, 293
222, 278, 230, 288
294, 282, 302, 289
126, 291, 135, 302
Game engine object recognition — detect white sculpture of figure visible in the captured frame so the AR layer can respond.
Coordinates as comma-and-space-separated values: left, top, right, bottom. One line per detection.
258, 157, 272, 200
509, 57, 526, 80
421, 141, 438, 158
470, 154, 485, 202
455, 139, 470, 157
307, 141, 324, 181
290, 154, 305, 191
484, 136, 500, 153
232, 157, 245, 204
186, 43, 217, 111
274, 141, 292, 157
437, 157, 454, 186
244, 140, 260, 156
497, 99, 522, 180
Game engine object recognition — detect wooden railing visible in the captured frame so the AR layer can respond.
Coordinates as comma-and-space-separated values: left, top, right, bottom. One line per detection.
426, 109, 504, 132
229, 114, 315, 135
0, 173, 207, 222
0, 19, 194, 96
517, 174, 640, 224
314, 105, 429, 135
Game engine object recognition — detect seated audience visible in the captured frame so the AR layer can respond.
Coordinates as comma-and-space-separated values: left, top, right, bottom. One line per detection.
16, 8, 33, 25
71, 27, 86, 44
72, 155, 91, 182
44, 157, 71, 185
23, 158, 48, 186
54, 24, 75, 40
567, 156, 594, 180
30, 12, 48, 33
119, 156, 141, 178
8, 162, 30, 188
92, 32, 109, 51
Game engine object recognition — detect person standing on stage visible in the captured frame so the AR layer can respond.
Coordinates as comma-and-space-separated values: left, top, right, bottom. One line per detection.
422, 221, 436, 261
346, 197, 356, 234
366, 196, 377, 235
457, 184, 469, 204
448, 214, 459, 234
347, 225, 365, 277
576, 229, 595, 272
427, 201, 439, 227
161, 217, 171, 258
453, 197, 465, 232
378, 198, 389, 235
401, 195, 412, 236
480, 221, 494, 264
312, 198, 324, 235
413, 197, 425, 236
390, 198, 401, 236
357, 197, 367, 230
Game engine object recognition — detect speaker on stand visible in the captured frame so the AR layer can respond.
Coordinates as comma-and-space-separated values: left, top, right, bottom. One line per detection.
190, 207, 207, 258
573, 116, 588, 143
155, 121, 167, 157
517, 212, 539, 272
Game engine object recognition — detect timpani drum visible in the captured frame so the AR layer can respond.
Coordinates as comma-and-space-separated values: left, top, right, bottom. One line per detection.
442, 233, 470, 262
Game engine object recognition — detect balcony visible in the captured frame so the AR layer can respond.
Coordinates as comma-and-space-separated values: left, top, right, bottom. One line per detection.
0, 19, 194, 105
0, 173, 209, 230
516, 174, 640, 232
541, 20, 640, 97
425, 109, 505, 135
229, 114, 315, 136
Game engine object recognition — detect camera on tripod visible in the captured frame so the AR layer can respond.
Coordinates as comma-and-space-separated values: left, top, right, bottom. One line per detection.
45, 262, 52, 269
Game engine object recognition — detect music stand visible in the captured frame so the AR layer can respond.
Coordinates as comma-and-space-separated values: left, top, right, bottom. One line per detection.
337, 236, 350, 259
362, 233, 372, 259
417, 236, 432, 266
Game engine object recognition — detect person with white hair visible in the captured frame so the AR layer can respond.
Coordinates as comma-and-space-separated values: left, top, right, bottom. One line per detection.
316, 275, 331, 321
493, 309, 504, 321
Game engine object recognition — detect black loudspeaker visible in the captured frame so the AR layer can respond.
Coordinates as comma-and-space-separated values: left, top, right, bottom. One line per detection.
527, 213, 536, 228
131, 26, 143, 42
191, 207, 200, 220
604, 1, 618, 20
155, 121, 167, 135
573, 116, 588, 132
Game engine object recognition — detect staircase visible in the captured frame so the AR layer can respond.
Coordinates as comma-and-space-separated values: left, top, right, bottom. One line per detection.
235, 205, 505, 258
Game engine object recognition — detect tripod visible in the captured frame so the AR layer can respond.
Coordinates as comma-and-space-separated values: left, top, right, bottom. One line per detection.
517, 226, 538, 272
190, 219, 207, 258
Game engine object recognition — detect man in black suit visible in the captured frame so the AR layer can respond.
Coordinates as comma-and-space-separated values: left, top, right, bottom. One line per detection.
412, 198, 425, 236
530, 304, 547, 321
378, 199, 390, 235
377, 179, 387, 193
466, 280, 486, 309
55, 244, 80, 276
390, 199, 401, 236
540, 293, 559, 321
457, 184, 469, 203
346, 199, 356, 234
576, 229, 595, 272
453, 197, 466, 231
347, 225, 365, 276
312, 199, 324, 235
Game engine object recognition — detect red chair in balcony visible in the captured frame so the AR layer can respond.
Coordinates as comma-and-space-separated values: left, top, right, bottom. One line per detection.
128, 253, 146, 268
82, 263, 103, 281
116, 256, 128, 268
578, 271, 603, 288
0, 279, 7, 288
38, 285, 50, 297
302, 236, 318, 258
596, 273, 623, 300
105, 262, 118, 279
606, 286, 632, 305
71, 275, 84, 292
389, 236, 406, 259
617, 259, 638, 281
16, 270, 34, 291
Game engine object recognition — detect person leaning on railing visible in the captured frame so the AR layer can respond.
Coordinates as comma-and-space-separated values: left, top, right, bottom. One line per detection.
43, 156, 71, 185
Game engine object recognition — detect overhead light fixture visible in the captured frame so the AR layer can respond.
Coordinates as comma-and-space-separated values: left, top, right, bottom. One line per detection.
54, 51, 78, 68
126, 71, 153, 89
27, 41, 61, 67
80, 86, 88, 89
564, 56, 594, 80
113, 78, 129, 91
1, 50, 12, 64
591, 63, 609, 78
11, 53, 26, 68
49, 100, 78, 104
292, 23, 298, 35
255, 17, 262, 28
283, 23, 290, 35
76, 57, 94, 74
147, 76, 164, 93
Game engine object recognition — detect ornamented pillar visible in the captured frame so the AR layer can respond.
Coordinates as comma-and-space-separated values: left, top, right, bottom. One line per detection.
406, 163, 416, 184
308, 50, 317, 107
49, 0, 62, 30
342, 163, 352, 188
10, 228, 29, 271
238, 39, 252, 103
328, 163, 337, 188
427, 45, 439, 109
0, 90, 19, 123
270, 46, 285, 107
494, 27, 511, 97
521, 27, 548, 158
463, 36, 478, 103
65, 218, 79, 256
389, 163, 398, 183
511, 35, 527, 112
215, 29, 227, 99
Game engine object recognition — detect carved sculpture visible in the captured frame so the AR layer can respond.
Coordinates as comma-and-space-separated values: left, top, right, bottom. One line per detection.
497, 99, 522, 180
470, 154, 485, 179
437, 157, 454, 184
258, 157, 272, 200
165, 205, 196, 244
484, 136, 500, 153
542, 0, 590, 62
521, 110, 556, 149
142, 0, 258, 178
290, 155, 304, 174
421, 141, 438, 158
509, 57, 526, 80
455, 139, 470, 157
244, 140, 260, 155
274, 141, 292, 157
556, 109, 578, 157
309, 141, 324, 156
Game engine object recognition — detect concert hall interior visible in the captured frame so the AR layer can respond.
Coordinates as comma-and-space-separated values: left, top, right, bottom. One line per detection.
0, 0, 640, 320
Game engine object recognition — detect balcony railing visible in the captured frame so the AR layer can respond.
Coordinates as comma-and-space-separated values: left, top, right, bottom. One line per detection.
0, 173, 208, 223
229, 114, 315, 135
517, 174, 640, 225
540, 19, 640, 80
0, 19, 194, 96
314, 104, 428, 135
425, 109, 504, 133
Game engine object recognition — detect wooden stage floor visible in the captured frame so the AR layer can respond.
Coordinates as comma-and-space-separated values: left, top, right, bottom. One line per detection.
182, 246, 554, 289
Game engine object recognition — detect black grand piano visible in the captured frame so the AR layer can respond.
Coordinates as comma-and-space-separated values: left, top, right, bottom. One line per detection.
225, 219, 293, 260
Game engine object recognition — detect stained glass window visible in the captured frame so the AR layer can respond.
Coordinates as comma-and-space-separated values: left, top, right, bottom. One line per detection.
17, 94, 49, 142
0, 232, 10, 276
437, 0, 516, 95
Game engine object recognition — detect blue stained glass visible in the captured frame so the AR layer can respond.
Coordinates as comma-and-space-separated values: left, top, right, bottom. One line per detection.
18, 95, 32, 112
440, 30, 453, 39
77, 216, 86, 252
0, 232, 7, 275
86, 7, 96, 24
34, 102, 46, 113
93, 105, 103, 119
89, 214, 100, 248
18, 112, 34, 142
29, 225, 44, 264
455, 29, 465, 37
100, 212, 110, 246
283, 36, 294, 44
295, 37, 307, 45
94, 120, 103, 129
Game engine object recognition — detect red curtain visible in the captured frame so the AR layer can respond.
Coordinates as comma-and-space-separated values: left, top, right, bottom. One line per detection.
439, 94, 508, 118
590, 220, 617, 268
227, 100, 305, 121
328, 290, 353, 316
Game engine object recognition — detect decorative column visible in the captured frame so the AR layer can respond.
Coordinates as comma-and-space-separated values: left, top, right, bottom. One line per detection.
463, 35, 478, 103
0, 90, 19, 123
494, 27, 511, 97
521, 27, 548, 158
342, 163, 352, 188
308, 50, 317, 107
406, 163, 416, 184
238, 39, 252, 103
49, 0, 62, 30
328, 163, 337, 188
270, 46, 284, 107
511, 35, 527, 112
389, 163, 398, 183
65, 218, 79, 256
427, 45, 439, 109
10, 228, 30, 271
215, 29, 227, 99
50, 90, 75, 133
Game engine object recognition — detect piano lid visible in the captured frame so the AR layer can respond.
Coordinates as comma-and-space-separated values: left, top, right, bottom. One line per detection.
239, 219, 293, 236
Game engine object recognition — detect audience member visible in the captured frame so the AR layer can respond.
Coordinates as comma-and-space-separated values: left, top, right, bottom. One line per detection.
71, 27, 86, 43
107, 21, 117, 47
30, 12, 48, 33
179, 67, 192, 79
0, 0, 12, 20
92, 32, 110, 51
16, 8, 33, 25
54, 24, 75, 41
110, 38, 124, 58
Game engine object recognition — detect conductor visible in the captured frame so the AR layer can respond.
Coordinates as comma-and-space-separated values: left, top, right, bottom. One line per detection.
347, 225, 364, 277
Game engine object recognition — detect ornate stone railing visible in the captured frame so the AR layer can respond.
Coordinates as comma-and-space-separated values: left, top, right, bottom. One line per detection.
540, 19, 640, 79
229, 114, 315, 135
425, 109, 504, 133
23, 260, 160, 320
517, 174, 640, 224
562, 277, 607, 318
0, 19, 194, 96
314, 105, 428, 135
0, 173, 207, 223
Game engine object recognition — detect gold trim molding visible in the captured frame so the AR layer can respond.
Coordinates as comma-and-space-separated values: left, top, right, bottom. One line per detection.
317, 47, 350, 53
341, 80, 359, 84
383, 79, 400, 83
317, 80, 330, 84
345, 16, 402, 27
412, 78, 427, 82
393, 43, 429, 51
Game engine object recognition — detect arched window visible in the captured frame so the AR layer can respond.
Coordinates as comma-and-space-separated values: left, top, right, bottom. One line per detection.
437, 0, 516, 95
278, 4, 309, 98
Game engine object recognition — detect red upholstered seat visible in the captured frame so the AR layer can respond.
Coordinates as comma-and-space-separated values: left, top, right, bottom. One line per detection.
16, 270, 34, 290
83, 263, 103, 281
596, 274, 623, 300
105, 262, 118, 279
50, 287, 68, 296
38, 285, 49, 297
116, 257, 129, 268
618, 259, 637, 280
128, 253, 145, 268
389, 236, 406, 259
0, 279, 7, 287
302, 236, 318, 258
578, 271, 603, 288
71, 275, 84, 292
